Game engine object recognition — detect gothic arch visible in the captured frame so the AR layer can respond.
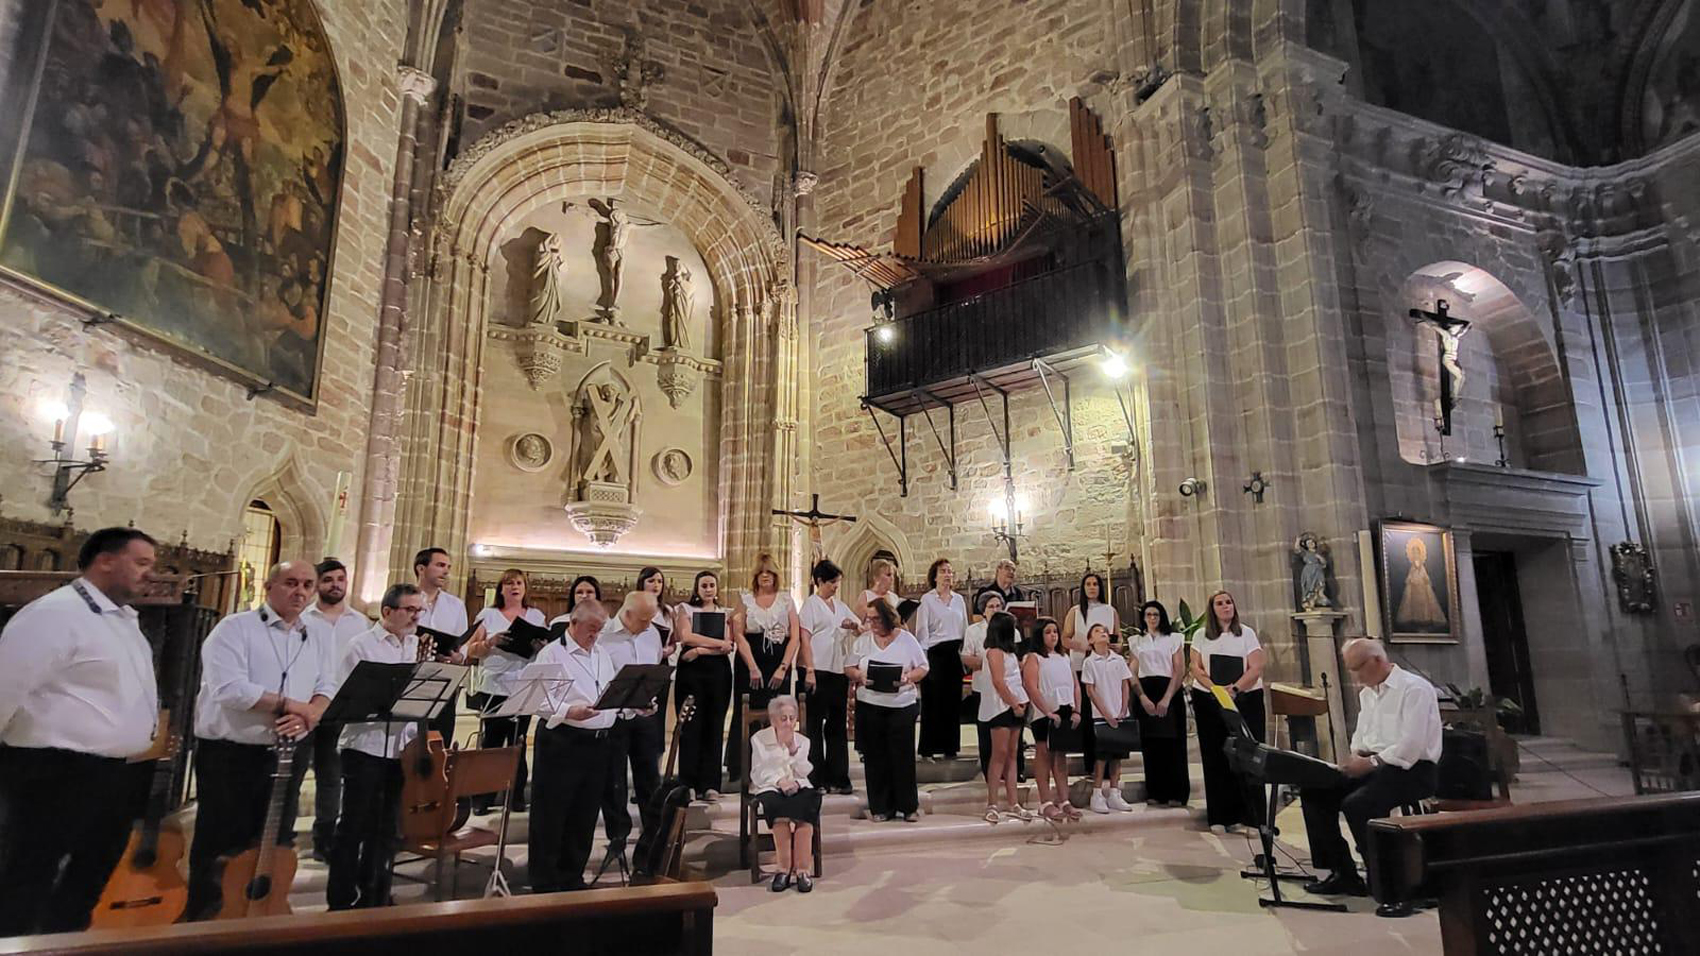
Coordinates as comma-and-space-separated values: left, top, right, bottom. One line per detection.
397, 111, 793, 585
242, 455, 328, 563
831, 511, 919, 591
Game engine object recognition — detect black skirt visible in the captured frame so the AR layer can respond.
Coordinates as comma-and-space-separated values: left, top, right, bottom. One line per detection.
756, 787, 822, 826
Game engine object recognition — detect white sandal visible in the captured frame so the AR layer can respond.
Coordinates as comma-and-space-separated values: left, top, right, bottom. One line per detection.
983, 806, 1001, 824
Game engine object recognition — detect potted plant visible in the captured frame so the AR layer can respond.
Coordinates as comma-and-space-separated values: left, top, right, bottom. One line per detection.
1443, 684, 1522, 779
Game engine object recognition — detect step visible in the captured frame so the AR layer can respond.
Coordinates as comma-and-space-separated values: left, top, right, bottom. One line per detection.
1510, 735, 1623, 772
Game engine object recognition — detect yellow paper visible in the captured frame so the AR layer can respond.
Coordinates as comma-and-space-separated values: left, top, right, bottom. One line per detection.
1212, 685, 1239, 711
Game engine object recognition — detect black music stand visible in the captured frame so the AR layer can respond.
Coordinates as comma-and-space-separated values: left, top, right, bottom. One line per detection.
1222, 706, 1346, 913
592, 664, 674, 711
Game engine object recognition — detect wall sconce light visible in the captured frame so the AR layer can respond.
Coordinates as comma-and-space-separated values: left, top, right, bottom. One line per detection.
988, 492, 1028, 563
32, 374, 114, 515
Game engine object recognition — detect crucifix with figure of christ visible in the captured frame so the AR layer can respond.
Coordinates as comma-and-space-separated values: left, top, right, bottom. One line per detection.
1409, 298, 1472, 435
774, 495, 858, 562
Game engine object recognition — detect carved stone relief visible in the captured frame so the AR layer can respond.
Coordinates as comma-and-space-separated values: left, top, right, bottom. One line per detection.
652, 447, 693, 486
509, 433, 553, 472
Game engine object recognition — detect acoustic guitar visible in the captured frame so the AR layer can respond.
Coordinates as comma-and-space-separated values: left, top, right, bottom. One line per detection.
90, 732, 187, 927
635, 695, 696, 880
212, 736, 299, 919
399, 729, 469, 845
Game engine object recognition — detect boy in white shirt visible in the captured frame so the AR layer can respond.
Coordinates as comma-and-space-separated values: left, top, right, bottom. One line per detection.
1080, 624, 1135, 813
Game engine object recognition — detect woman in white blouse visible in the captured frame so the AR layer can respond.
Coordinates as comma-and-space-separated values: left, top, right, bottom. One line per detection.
749, 695, 820, 893
1132, 601, 1190, 807
1189, 589, 1267, 832
977, 611, 1030, 823
673, 570, 734, 799
1062, 572, 1118, 770
725, 554, 801, 781
911, 558, 967, 760
846, 600, 928, 822
799, 558, 860, 794
857, 558, 901, 621
469, 568, 547, 813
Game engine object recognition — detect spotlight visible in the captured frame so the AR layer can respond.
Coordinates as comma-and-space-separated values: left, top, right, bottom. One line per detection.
1100, 350, 1128, 380
1178, 477, 1207, 497
874, 323, 897, 345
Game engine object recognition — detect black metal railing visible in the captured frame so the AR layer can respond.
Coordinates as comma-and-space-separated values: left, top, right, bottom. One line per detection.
864, 259, 1116, 400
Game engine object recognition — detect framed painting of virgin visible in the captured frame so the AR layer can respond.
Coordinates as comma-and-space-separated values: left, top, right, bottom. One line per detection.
1376, 519, 1461, 644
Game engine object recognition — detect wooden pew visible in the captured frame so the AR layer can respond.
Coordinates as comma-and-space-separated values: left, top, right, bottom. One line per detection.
0, 880, 717, 956
1365, 793, 1700, 955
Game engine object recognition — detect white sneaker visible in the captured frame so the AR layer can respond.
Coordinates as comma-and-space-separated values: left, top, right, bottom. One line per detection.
1106, 789, 1134, 812
1089, 790, 1111, 814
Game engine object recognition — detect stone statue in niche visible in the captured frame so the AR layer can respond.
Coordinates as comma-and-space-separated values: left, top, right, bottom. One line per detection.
588, 197, 661, 323
528, 232, 569, 326
659, 256, 694, 351
572, 376, 640, 493
1292, 532, 1335, 611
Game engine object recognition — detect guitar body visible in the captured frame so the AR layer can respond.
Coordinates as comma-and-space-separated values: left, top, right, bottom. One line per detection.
401, 731, 469, 844
212, 844, 297, 919
636, 696, 696, 880
90, 825, 188, 928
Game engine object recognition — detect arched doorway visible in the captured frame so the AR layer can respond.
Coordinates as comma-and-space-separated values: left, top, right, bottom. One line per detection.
238, 499, 283, 609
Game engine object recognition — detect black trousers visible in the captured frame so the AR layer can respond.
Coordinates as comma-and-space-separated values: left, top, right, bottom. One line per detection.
918, 641, 963, 757
1301, 760, 1438, 875
467, 693, 530, 812
1136, 677, 1190, 804
804, 670, 851, 790
857, 701, 919, 816
971, 694, 1027, 780
186, 737, 310, 921
326, 749, 402, 910
726, 638, 787, 779
310, 723, 342, 853
675, 656, 731, 795
601, 714, 662, 856
0, 746, 144, 936
1192, 688, 1266, 828
529, 725, 612, 893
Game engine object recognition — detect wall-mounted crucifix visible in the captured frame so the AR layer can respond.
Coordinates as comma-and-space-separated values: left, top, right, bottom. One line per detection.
774, 494, 858, 563
1408, 298, 1472, 435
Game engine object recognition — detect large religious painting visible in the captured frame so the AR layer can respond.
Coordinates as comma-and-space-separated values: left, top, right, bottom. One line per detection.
0, 0, 344, 404
1376, 520, 1461, 644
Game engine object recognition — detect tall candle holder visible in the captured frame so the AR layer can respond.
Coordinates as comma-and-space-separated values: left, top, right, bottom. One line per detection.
1494, 423, 1508, 468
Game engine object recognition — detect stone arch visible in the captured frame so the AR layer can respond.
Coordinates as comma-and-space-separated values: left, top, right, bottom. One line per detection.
398, 110, 792, 585
242, 455, 328, 563
831, 511, 919, 592
1389, 261, 1583, 474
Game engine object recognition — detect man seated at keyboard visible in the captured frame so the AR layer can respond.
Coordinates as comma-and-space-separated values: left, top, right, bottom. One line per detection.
1300, 638, 1442, 912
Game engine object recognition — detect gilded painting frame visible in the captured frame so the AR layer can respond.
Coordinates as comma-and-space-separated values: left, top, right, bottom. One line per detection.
1375, 519, 1462, 644
0, 0, 347, 410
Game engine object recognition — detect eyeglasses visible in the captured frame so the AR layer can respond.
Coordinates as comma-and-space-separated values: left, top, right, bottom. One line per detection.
395, 606, 424, 616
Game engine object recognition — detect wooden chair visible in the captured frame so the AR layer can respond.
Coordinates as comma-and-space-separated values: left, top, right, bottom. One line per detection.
400, 745, 522, 899
737, 694, 823, 884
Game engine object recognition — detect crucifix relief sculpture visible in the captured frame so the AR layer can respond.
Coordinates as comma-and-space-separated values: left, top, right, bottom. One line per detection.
572, 377, 639, 497
1408, 298, 1473, 435
589, 197, 662, 323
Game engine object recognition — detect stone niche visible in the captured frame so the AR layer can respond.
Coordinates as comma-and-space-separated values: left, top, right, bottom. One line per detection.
471, 197, 721, 557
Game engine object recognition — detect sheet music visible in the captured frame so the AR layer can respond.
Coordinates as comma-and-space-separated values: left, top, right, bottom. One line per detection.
394, 661, 470, 720
488, 663, 574, 719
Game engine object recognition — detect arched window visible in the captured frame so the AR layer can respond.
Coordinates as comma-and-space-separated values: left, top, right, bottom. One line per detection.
239, 499, 283, 609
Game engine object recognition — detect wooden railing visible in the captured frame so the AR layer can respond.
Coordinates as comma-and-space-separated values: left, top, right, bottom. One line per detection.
0, 880, 717, 955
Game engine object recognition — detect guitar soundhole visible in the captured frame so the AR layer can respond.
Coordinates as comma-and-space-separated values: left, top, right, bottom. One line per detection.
246, 875, 272, 900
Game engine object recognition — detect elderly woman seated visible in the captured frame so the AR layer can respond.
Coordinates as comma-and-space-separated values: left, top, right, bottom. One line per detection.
749, 694, 821, 892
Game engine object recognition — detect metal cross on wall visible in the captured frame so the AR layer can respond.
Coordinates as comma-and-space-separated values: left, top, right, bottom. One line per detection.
773, 495, 859, 563
1408, 298, 1473, 435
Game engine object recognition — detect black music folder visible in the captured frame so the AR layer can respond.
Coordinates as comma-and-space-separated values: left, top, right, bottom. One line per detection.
691, 609, 726, 640
592, 663, 674, 710
499, 616, 552, 660
864, 661, 903, 693
896, 598, 921, 620
417, 621, 480, 657
1209, 655, 1245, 687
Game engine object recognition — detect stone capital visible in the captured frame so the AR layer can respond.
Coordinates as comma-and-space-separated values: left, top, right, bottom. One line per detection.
397, 65, 437, 104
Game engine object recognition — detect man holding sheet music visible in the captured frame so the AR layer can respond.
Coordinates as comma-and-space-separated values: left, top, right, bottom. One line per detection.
595, 591, 667, 867
528, 600, 618, 892
325, 583, 424, 910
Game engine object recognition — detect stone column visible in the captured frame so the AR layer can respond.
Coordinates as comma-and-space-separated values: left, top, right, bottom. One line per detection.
1293, 609, 1349, 760
351, 65, 435, 606
719, 287, 780, 585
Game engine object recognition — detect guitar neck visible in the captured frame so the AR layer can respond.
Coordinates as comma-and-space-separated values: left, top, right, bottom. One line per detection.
135, 744, 178, 858
661, 698, 695, 782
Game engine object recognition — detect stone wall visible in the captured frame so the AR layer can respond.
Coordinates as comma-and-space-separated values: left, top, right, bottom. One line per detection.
0, 0, 409, 560
455, 0, 785, 209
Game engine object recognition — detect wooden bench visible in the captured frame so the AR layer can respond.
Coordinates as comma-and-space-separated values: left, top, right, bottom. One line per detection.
0, 880, 717, 956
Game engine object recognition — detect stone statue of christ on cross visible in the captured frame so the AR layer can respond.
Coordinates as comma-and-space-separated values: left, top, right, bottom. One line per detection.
1409, 298, 1472, 435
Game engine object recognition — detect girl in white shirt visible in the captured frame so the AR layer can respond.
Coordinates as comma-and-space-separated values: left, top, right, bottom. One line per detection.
845, 600, 928, 821
1080, 624, 1135, 813
977, 611, 1030, 823
1189, 589, 1267, 832
749, 695, 820, 893
1132, 601, 1190, 807
911, 559, 967, 760
799, 559, 860, 794
469, 569, 547, 813
1022, 617, 1081, 822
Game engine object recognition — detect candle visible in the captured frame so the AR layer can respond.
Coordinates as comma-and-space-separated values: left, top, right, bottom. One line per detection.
90, 433, 105, 454
52, 418, 64, 444
1494, 405, 1504, 428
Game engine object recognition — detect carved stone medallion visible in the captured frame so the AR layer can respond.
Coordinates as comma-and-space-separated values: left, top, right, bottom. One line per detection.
509, 433, 553, 472
652, 447, 693, 486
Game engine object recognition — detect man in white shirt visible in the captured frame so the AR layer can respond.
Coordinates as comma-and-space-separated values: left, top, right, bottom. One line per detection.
529, 599, 615, 892
0, 527, 159, 936
1300, 639, 1443, 909
186, 559, 339, 920
326, 583, 423, 911
304, 558, 371, 860
414, 547, 468, 741
597, 590, 663, 869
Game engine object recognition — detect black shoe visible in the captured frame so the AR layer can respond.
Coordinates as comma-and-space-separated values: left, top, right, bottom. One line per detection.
795, 872, 814, 893
770, 871, 793, 892
1376, 902, 1415, 918
1303, 872, 1369, 897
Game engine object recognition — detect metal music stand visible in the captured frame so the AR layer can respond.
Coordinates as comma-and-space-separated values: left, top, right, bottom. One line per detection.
481, 663, 573, 898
